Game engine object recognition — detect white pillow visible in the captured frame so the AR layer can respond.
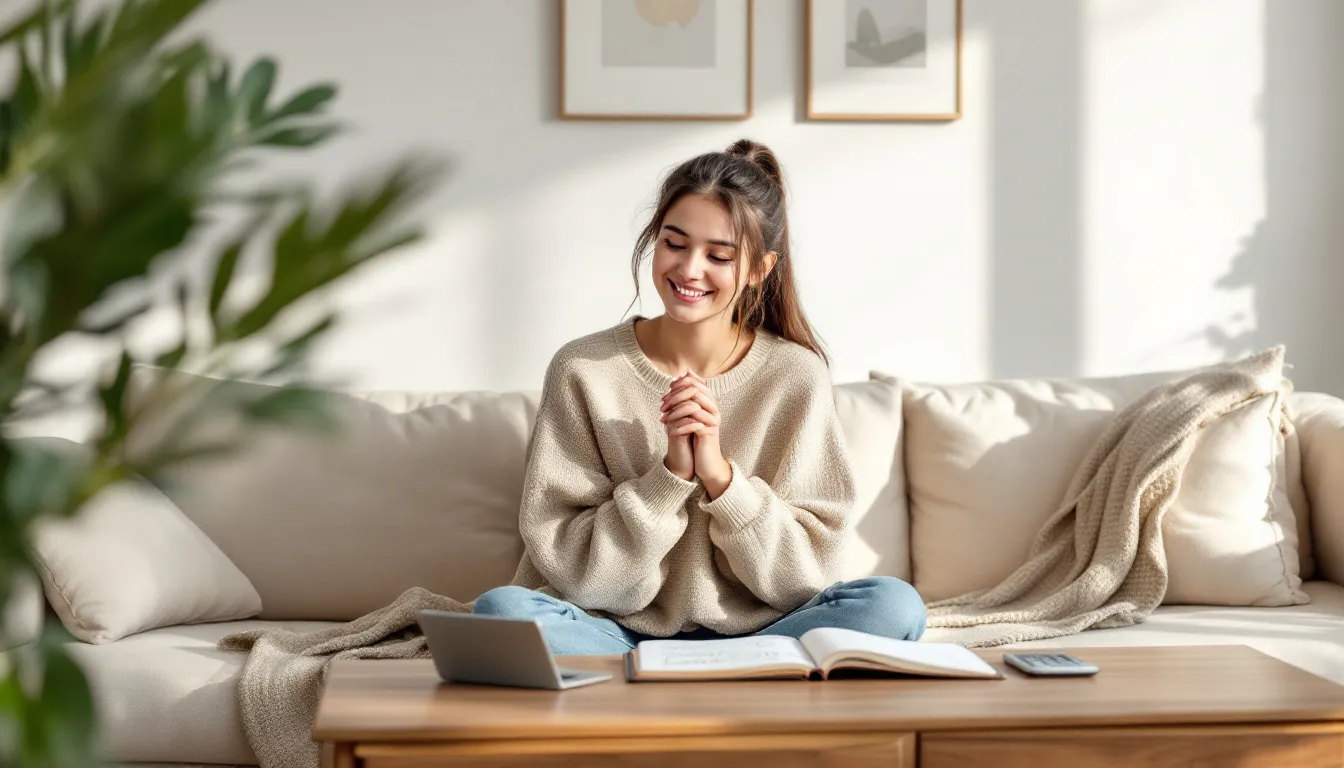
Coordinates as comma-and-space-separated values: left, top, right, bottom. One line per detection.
892, 357, 1305, 607
1162, 389, 1307, 606
833, 376, 908, 582
25, 438, 261, 644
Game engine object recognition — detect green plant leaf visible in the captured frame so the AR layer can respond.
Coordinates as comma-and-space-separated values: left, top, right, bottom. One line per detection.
7, 256, 51, 338
10, 41, 43, 144
98, 350, 134, 441
37, 628, 100, 768
238, 57, 276, 123
265, 83, 336, 123
2, 178, 64, 267
0, 99, 12, 174
203, 58, 233, 137
241, 386, 335, 432
253, 123, 340, 148
2, 439, 87, 526
0, 661, 29, 766
209, 237, 244, 320
74, 7, 112, 73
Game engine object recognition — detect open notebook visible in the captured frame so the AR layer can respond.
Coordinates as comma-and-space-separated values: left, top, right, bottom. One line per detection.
625, 627, 1003, 682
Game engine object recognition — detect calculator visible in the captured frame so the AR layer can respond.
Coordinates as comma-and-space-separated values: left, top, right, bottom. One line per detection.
1002, 652, 1100, 677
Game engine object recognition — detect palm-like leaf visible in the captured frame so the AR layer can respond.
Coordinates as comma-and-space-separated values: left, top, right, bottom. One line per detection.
0, 2, 441, 765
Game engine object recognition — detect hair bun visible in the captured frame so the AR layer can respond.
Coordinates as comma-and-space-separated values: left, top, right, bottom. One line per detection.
726, 138, 784, 190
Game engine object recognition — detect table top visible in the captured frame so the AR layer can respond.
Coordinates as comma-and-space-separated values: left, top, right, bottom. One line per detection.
312, 645, 1344, 743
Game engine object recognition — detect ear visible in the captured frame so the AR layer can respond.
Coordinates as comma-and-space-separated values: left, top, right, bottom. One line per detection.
753, 251, 778, 286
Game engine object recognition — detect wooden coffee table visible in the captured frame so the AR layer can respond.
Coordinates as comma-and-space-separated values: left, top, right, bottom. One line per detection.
314, 645, 1344, 767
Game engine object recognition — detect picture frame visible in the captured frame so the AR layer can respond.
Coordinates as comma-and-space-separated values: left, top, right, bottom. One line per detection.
805, 0, 962, 121
559, 0, 754, 121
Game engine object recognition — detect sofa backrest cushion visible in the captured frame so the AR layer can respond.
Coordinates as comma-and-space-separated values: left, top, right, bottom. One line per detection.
124, 368, 540, 621
833, 376, 909, 582
1287, 391, 1344, 586
896, 360, 1308, 607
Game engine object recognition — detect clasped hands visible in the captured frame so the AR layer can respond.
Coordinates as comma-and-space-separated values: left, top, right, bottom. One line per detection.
660, 371, 732, 499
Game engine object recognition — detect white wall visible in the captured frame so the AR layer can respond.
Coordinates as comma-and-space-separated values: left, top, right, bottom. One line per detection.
63, 1, 1344, 394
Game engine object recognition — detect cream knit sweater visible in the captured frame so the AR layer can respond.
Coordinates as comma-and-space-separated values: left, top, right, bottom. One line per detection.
508, 316, 857, 637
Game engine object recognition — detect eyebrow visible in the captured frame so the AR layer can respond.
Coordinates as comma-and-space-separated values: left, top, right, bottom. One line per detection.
663, 224, 737, 250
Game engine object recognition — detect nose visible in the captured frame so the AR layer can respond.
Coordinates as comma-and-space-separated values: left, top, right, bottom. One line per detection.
681, 250, 709, 279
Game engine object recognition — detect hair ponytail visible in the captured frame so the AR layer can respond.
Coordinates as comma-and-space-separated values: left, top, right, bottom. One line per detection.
628, 139, 830, 365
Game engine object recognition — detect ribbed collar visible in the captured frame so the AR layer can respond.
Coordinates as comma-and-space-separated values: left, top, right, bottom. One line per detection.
613, 315, 780, 397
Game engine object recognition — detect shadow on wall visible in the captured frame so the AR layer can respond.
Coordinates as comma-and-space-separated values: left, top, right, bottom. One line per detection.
1205, 0, 1344, 396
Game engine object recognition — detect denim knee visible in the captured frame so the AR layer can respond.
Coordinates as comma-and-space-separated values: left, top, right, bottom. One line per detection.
472, 585, 543, 618
834, 576, 927, 641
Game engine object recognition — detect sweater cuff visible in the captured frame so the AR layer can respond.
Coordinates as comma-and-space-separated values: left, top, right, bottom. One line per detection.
700, 460, 763, 531
632, 461, 700, 521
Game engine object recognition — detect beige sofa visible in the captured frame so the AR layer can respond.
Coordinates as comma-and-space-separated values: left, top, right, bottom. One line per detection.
6, 357, 1344, 767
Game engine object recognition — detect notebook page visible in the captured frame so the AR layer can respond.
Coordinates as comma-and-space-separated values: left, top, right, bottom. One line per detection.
801, 627, 998, 677
635, 635, 814, 673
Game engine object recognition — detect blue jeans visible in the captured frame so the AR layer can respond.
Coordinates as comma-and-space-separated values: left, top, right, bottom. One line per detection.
472, 577, 927, 656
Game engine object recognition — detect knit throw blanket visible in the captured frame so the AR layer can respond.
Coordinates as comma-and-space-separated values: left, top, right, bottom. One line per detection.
922, 345, 1286, 647
218, 346, 1284, 768
217, 588, 471, 768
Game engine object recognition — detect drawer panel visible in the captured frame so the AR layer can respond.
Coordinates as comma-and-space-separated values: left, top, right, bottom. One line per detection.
921, 724, 1344, 768
357, 732, 915, 768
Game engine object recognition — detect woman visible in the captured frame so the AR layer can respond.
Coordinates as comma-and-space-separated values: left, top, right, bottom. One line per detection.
473, 139, 927, 655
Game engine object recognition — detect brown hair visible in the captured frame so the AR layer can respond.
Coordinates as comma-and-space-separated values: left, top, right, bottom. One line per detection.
626, 138, 829, 366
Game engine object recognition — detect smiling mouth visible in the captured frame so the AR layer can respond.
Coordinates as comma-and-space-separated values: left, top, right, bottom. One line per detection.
669, 279, 713, 300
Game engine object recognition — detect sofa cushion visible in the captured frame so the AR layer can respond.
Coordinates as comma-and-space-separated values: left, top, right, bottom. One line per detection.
1287, 391, 1344, 586
832, 376, 908, 582
16, 436, 261, 644
124, 368, 539, 621
994, 580, 1344, 686
896, 360, 1304, 606
66, 619, 335, 764
1161, 388, 1307, 606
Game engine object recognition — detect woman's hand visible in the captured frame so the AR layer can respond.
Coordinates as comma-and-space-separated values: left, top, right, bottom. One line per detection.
660, 372, 732, 498
662, 373, 697, 481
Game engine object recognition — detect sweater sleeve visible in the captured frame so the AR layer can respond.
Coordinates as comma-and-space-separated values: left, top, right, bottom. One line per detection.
517, 356, 698, 615
700, 364, 856, 612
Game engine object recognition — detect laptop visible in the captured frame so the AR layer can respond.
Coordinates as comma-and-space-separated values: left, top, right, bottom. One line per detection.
416, 610, 613, 690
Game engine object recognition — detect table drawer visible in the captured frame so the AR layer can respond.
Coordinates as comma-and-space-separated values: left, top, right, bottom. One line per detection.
920, 724, 1344, 768
355, 732, 916, 768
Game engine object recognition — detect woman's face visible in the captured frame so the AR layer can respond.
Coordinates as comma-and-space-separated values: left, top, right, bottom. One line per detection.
651, 194, 747, 326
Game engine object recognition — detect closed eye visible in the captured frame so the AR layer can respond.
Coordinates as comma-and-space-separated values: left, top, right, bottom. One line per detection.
664, 239, 730, 263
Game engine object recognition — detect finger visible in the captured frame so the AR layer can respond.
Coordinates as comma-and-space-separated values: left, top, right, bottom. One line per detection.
661, 383, 695, 410
666, 399, 717, 426
676, 386, 718, 416
661, 401, 702, 423
661, 385, 707, 413
662, 380, 718, 413
672, 419, 706, 436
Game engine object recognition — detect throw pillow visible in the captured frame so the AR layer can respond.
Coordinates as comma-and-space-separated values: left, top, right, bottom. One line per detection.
23, 437, 262, 644
1161, 387, 1307, 605
833, 376, 908, 582
888, 354, 1306, 607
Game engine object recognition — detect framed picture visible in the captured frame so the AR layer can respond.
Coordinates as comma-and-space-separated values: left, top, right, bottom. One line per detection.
560, 0, 753, 120
806, 0, 962, 121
